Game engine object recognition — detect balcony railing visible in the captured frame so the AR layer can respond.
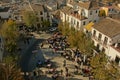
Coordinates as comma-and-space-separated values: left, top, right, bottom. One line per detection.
92, 36, 107, 47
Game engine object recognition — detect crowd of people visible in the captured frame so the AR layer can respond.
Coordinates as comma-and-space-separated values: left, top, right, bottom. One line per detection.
46, 32, 94, 79
25, 31, 94, 80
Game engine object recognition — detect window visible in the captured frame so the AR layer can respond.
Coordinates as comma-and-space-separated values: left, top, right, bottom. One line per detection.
93, 30, 96, 37
41, 17, 43, 21
98, 33, 102, 41
40, 11, 43, 15
94, 20, 96, 22
36, 17, 39, 22
96, 10, 97, 13
36, 13, 38, 15
83, 21, 86, 25
96, 44, 100, 52
48, 18, 49, 21
103, 37, 108, 45
74, 19, 76, 24
77, 21, 79, 26
102, 48, 105, 52
90, 11, 92, 15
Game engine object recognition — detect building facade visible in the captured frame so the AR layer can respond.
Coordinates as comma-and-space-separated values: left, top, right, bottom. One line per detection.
60, 0, 100, 30
91, 17, 120, 65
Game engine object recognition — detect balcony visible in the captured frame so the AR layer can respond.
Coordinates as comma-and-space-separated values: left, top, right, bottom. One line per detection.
70, 12, 87, 20
92, 36, 107, 47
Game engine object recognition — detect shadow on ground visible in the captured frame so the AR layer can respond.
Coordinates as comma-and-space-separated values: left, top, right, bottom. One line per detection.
20, 38, 45, 72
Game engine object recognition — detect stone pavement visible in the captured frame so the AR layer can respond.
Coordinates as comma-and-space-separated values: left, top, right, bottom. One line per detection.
20, 32, 51, 72
19, 32, 89, 80
40, 48, 89, 80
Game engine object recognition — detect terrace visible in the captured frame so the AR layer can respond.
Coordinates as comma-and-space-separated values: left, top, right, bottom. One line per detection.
71, 11, 87, 20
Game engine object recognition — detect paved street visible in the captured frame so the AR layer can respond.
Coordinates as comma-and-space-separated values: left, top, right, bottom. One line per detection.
40, 48, 89, 80
20, 32, 51, 72
20, 32, 89, 80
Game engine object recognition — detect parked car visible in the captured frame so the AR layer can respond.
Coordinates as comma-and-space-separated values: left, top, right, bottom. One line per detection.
49, 27, 57, 32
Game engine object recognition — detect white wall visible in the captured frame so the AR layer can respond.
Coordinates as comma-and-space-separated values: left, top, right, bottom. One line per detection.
60, 12, 66, 22
88, 9, 100, 22
0, 12, 11, 19
91, 28, 120, 61
108, 46, 120, 60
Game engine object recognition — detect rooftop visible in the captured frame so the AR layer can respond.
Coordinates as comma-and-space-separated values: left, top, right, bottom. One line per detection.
31, 4, 44, 12
60, 6, 87, 20
60, 6, 72, 14
93, 17, 120, 38
68, 1, 100, 10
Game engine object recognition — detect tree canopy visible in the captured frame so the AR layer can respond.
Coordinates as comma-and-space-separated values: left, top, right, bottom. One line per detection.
0, 19, 19, 53
41, 20, 50, 31
58, 22, 94, 56
90, 53, 120, 80
23, 11, 37, 27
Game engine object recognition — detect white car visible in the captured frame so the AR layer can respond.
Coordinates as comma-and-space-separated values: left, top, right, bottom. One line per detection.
49, 27, 57, 32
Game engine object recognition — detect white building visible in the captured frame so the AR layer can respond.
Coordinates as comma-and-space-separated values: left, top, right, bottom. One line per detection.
31, 4, 52, 28
91, 17, 120, 64
60, 0, 100, 30
0, 6, 11, 19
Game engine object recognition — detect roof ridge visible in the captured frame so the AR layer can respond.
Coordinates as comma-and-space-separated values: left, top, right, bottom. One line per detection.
107, 17, 120, 24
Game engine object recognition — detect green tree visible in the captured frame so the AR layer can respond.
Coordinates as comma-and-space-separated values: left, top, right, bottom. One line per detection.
58, 22, 94, 56
90, 53, 108, 80
58, 22, 71, 36
78, 32, 94, 56
106, 62, 120, 80
0, 19, 19, 54
90, 53, 120, 80
23, 11, 37, 27
41, 20, 50, 31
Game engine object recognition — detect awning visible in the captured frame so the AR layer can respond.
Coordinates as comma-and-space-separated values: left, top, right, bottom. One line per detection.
85, 22, 94, 31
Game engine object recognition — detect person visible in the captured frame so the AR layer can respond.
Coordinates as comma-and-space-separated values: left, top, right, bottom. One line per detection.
65, 67, 68, 74
60, 69, 63, 75
63, 60, 66, 67
41, 43, 43, 48
75, 65, 78, 73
